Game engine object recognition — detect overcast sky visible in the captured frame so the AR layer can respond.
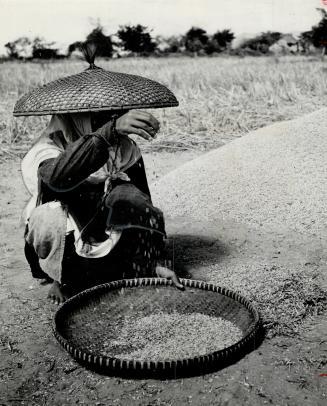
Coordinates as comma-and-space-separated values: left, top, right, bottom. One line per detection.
0, 0, 324, 54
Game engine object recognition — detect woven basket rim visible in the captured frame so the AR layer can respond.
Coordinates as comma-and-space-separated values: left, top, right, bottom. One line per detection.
53, 278, 262, 377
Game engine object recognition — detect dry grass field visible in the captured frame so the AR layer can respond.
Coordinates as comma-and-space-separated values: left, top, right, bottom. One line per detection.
1, 55, 327, 159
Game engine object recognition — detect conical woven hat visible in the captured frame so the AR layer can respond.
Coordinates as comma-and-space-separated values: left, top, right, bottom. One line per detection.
13, 66, 178, 117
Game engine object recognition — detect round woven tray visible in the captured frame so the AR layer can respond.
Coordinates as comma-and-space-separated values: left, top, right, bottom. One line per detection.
53, 278, 262, 378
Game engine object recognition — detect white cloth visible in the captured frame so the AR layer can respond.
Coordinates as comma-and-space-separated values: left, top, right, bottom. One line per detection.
66, 211, 121, 258
21, 113, 141, 258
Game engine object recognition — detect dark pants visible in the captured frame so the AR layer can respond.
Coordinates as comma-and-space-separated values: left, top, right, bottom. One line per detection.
24, 157, 164, 290
25, 227, 164, 292
63, 227, 164, 290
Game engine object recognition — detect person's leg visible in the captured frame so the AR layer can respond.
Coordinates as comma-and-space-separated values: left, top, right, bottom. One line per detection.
24, 224, 53, 282
47, 233, 90, 304
24, 241, 53, 282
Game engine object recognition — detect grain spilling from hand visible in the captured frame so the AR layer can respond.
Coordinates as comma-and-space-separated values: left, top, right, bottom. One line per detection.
107, 312, 242, 361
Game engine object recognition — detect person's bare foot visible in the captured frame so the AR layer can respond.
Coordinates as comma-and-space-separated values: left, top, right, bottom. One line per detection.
47, 281, 67, 305
39, 275, 53, 286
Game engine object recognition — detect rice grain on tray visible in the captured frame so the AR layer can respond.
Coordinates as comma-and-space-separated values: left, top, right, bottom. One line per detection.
104, 312, 242, 361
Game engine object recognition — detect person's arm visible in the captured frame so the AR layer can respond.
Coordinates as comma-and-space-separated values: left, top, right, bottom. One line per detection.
39, 110, 160, 193
38, 121, 117, 192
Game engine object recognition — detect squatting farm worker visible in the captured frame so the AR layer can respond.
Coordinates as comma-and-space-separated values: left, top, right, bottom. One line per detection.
14, 43, 182, 304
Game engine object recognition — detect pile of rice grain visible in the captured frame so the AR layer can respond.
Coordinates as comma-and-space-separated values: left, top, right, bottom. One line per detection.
104, 312, 242, 361
150, 109, 327, 335
152, 108, 327, 238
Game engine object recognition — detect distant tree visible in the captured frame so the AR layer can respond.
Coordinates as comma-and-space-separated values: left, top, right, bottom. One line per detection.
33, 48, 60, 59
311, 8, 327, 55
205, 30, 235, 54
5, 37, 32, 59
212, 29, 235, 50
167, 35, 185, 53
67, 25, 112, 58
157, 35, 185, 53
240, 31, 282, 54
117, 24, 157, 54
205, 38, 222, 55
299, 31, 314, 53
32, 36, 59, 59
68, 41, 84, 55
86, 25, 113, 57
184, 27, 208, 55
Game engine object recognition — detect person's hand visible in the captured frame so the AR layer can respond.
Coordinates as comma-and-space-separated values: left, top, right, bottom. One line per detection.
115, 110, 160, 141
156, 265, 184, 290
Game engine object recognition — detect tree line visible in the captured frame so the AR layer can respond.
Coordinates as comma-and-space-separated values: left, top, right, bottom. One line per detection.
4, 8, 327, 60
4, 25, 236, 60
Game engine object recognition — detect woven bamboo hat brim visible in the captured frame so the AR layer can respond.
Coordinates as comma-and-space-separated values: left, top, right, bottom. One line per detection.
13, 66, 179, 117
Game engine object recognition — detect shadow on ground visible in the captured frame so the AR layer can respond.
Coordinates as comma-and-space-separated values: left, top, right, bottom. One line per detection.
165, 233, 230, 278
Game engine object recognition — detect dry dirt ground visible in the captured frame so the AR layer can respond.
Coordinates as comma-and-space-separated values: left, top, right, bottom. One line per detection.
0, 151, 326, 406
